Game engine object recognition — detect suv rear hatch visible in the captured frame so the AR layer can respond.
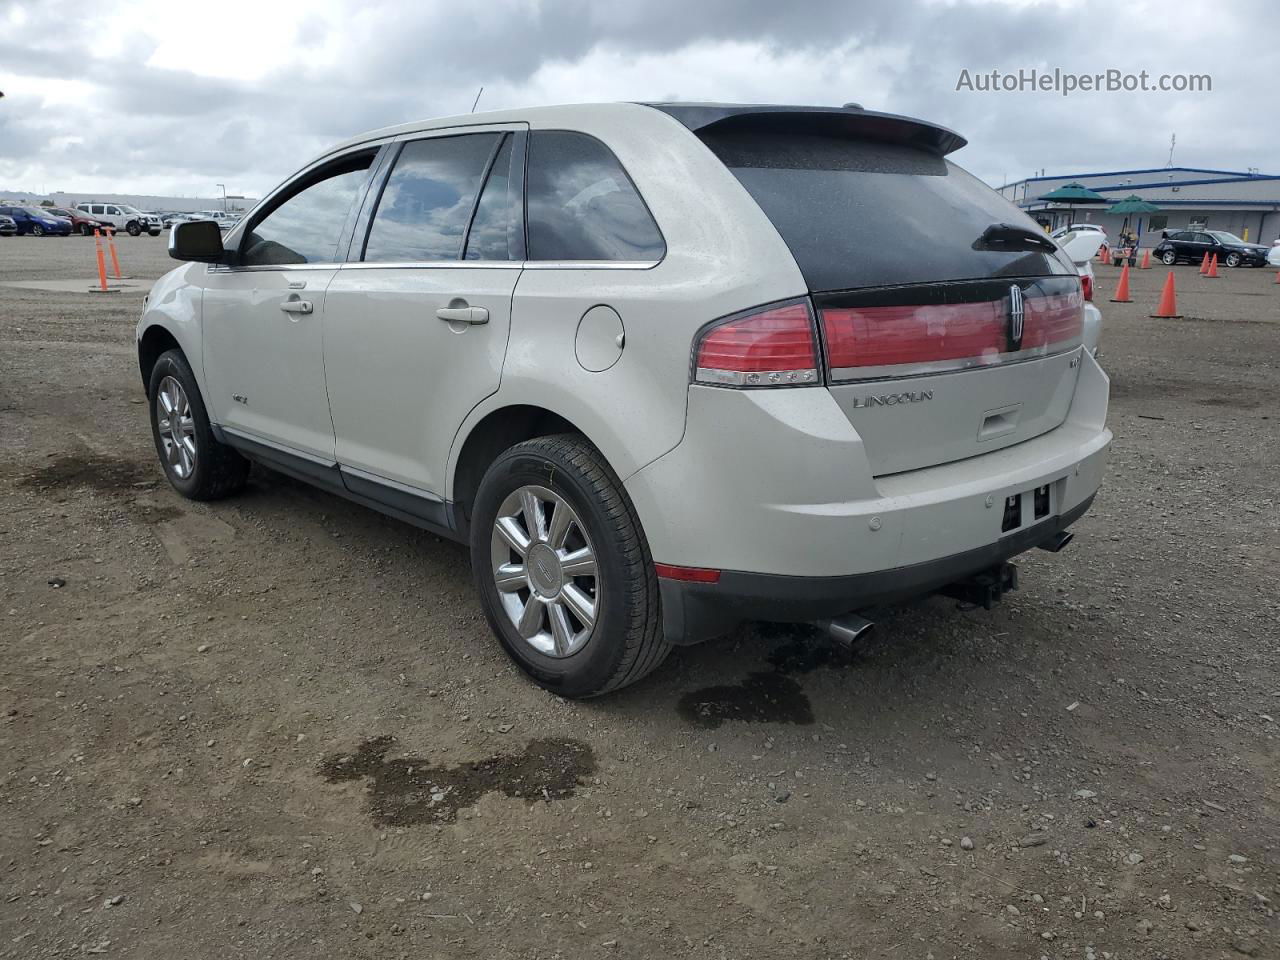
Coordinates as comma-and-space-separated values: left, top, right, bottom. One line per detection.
663, 105, 1084, 476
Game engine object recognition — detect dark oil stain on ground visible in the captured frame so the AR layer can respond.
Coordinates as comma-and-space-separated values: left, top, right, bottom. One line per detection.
16, 454, 153, 494
677, 624, 863, 729
318, 735, 596, 826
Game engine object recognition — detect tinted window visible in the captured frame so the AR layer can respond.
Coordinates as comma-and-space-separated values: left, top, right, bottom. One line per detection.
364, 133, 498, 262
701, 128, 1073, 291
1194, 233, 1213, 244
526, 131, 664, 261
90, 205, 104, 215
241, 155, 372, 266
464, 135, 517, 261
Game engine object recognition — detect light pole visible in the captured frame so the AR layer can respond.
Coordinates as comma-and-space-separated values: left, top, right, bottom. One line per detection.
216, 183, 226, 213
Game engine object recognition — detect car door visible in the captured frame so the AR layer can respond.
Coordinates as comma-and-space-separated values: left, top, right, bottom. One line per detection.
322, 125, 525, 507
201, 147, 380, 461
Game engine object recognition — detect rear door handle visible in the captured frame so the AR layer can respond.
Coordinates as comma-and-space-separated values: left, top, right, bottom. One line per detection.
280, 299, 313, 315
436, 305, 488, 325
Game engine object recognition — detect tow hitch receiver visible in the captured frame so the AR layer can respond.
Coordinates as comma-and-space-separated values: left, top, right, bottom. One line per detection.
939, 562, 1018, 610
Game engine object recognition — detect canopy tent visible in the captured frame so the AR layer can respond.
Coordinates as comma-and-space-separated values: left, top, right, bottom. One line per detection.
1105, 194, 1163, 242
1037, 182, 1108, 231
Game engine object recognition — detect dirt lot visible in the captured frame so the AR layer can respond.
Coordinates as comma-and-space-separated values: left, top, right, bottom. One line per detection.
1, 236, 1277, 960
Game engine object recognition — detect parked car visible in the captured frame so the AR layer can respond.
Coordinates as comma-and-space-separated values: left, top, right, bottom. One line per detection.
1056, 229, 1107, 340
1268, 239, 1280, 268
0, 205, 72, 236
72, 202, 162, 236
138, 102, 1111, 697
45, 206, 111, 236
1051, 223, 1108, 246
0, 214, 16, 237
1153, 229, 1271, 267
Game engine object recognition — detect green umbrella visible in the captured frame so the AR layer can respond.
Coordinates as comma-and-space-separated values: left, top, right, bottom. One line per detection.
1106, 195, 1162, 243
1037, 182, 1108, 232
1106, 194, 1161, 215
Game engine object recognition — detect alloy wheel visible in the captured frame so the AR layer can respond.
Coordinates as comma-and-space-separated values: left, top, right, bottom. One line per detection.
156, 375, 197, 480
490, 484, 598, 658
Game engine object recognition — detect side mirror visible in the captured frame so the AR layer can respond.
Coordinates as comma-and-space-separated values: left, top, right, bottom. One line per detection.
169, 220, 226, 263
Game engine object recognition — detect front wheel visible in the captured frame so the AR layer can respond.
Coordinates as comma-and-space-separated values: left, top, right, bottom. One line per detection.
126, 221, 141, 236
80, 223, 94, 236
31, 225, 44, 237
470, 434, 670, 698
1161, 250, 1177, 265
148, 349, 249, 500
1225, 252, 1241, 268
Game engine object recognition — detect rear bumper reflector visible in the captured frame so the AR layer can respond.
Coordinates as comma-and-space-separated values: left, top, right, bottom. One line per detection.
655, 563, 722, 584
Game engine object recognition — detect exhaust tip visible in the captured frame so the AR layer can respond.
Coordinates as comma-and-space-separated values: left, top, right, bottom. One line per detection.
816, 613, 875, 649
1039, 530, 1075, 553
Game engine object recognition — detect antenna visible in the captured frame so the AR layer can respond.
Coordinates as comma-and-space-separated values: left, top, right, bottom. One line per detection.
1165, 133, 1176, 167
470, 87, 484, 114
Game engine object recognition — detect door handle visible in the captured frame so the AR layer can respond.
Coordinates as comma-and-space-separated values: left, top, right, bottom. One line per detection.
280, 299, 313, 315
436, 305, 489, 325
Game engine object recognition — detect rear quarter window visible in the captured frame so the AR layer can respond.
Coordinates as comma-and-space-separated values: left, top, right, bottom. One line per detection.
525, 131, 664, 261
699, 128, 1073, 292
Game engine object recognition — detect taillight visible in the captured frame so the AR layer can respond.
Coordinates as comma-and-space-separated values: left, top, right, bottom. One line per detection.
819, 285, 1083, 381
1080, 273, 1093, 301
693, 299, 819, 387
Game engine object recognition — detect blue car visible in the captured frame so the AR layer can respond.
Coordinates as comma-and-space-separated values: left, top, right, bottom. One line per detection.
0, 205, 73, 236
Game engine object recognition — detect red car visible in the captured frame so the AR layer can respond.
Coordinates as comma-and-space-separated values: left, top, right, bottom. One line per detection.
46, 206, 111, 237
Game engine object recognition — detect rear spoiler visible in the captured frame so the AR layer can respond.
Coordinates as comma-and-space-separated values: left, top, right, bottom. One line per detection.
643, 102, 967, 157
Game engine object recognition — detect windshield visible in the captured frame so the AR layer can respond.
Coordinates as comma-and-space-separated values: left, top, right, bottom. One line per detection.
24, 207, 58, 217
1208, 231, 1245, 244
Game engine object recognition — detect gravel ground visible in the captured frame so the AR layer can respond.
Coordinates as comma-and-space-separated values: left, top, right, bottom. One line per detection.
1, 236, 1277, 959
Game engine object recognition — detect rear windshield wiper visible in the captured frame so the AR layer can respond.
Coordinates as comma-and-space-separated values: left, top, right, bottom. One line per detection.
974, 222, 1057, 253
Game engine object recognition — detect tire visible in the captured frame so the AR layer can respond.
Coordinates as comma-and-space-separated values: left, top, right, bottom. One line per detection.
126, 221, 141, 236
31, 225, 44, 237
147, 349, 249, 501
1161, 250, 1177, 265
470, 434, 670, 698
1225, 253, 1241, 268
80, 223, 94, 237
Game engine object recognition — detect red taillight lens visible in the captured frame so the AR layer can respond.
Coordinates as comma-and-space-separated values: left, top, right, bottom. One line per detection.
820, 286, 1083, 380
694, 300, 819, 387
1081, 273, 1093, 301
655, 563, 721, 583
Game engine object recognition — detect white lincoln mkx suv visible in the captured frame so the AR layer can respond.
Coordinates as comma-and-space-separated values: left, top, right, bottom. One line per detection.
138, 102, 1111, 697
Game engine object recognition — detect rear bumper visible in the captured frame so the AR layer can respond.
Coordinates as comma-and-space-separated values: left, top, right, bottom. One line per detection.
626, 349, 1111, 644
658, 493, 1093, 644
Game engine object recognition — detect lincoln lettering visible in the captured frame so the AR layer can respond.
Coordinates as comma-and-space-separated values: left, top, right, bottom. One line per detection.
850, 390, 934, 409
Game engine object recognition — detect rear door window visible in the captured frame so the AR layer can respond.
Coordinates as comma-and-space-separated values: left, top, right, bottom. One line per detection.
464, 135, 520, 261
525, 131, 664, 261
363, 133, 499, 262
90, 205, 104, 215
699, 127, 1073, 292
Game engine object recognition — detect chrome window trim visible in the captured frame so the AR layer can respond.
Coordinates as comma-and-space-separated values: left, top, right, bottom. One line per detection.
207, 262, 343, 274
338, 464, 444, 503
830, 341, 1083, 384
340, 259, 524, 271
522, 260, 661, 271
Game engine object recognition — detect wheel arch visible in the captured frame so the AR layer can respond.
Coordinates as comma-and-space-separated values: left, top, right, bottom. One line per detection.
138, 324, 185, 394
450, 404, 592, 528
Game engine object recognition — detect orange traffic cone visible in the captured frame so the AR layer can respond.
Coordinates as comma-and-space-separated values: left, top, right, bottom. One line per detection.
1139, 249, 1151, 269
1205, 254, 1220, 278
1151, 271, 1181, 318
105, 227, 124, 280
89, 228, 110, 293
1274, 270, 1280, 284
1098, 243, 1109, 263
1109, 263, 1133, 302
1199, 252, 1210, 274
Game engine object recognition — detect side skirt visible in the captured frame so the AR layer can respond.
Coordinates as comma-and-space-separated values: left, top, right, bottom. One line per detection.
216, 426, 467, 544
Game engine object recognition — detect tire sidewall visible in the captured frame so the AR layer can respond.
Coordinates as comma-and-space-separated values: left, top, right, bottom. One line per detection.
1226, 253, 1241, 268
470, 446, 636, 697
1162, 251, 1177, 265
148, 351, 217, 497
127, 222, 141, 236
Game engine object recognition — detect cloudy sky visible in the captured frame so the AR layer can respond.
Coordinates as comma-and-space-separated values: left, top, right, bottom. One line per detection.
1, 0, 1275, 199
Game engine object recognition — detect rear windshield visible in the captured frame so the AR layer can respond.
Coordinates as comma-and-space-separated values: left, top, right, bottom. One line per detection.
700, 129, 1074, 293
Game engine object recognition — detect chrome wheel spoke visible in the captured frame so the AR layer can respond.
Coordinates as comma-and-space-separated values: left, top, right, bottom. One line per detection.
561, 583, 596, 629
559, 546, 596, 578
546, 499, 572, 549
495, 516, 530, 557
520, 489, 545, 542
517, 596, 545, 639
156, 376, 197, 480
547, 603, 574, 656
494, 562, 526, 593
